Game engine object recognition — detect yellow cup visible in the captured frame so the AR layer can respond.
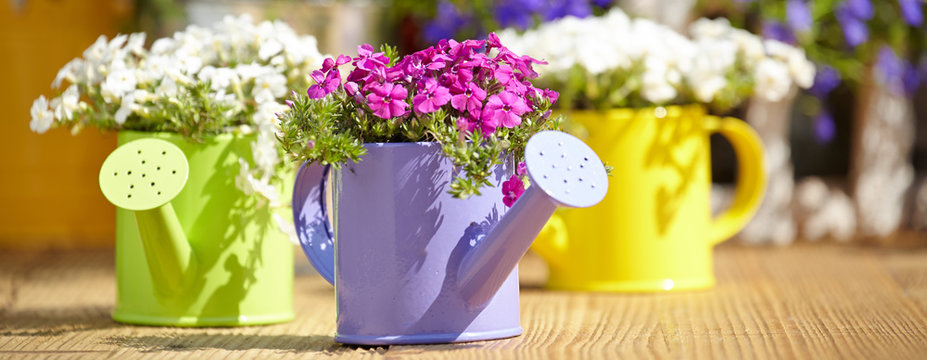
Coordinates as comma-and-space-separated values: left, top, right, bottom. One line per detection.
534, 105, 766, 292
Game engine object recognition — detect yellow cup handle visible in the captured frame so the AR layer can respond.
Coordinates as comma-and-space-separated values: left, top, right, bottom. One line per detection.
532, 212, 568, 270
705, 116, 767, 246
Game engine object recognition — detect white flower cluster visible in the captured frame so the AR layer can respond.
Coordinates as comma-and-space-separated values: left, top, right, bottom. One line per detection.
31, 15, 326, 216
689, 17, 815, 103
498, 9, 815, 108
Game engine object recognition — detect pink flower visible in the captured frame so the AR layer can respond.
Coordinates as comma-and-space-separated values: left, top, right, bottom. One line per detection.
501, 174, 525, 207
450, 81, 486, 115
456, 116, 478, 133
306, 56, 350, 99
481, 91, 528, 130
367, 82, 409, 119
412, 78, 451, 114
493, 64, 515, 85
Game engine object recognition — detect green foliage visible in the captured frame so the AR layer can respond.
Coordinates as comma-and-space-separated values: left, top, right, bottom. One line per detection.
277, 84, 560, 200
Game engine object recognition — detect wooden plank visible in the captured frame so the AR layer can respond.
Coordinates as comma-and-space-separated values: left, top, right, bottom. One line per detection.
1, 245, 926, 359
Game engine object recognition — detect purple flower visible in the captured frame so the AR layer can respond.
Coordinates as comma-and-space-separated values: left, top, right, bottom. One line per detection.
495, 1, 534, 30
899, 0, 923, 26
809, 65, 842, 98
835, 5, 869, 47
501, 174, 526, 207
424, 1, 469, 43
450, 81, 487, 115
876, 46, 904, 80
762, 21, 797, 44
874, 45, 923, 95
516, 161, 527, 176
591, 0, 613, 7
412, 78, 451, 114
544, 0, 593, 21
367, 82, 409, 119
481, 91, 529, 133
786, 0, 813, 32
494, 0, 545, 30
845, 0, 874, 20
903, 63, 921, 95
814, 110, 836, 143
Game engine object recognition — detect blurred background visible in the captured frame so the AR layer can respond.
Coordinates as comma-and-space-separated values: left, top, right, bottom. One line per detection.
2, 0, 925, 250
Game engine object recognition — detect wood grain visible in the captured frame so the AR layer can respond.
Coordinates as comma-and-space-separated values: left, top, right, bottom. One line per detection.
2, 244, 926, 359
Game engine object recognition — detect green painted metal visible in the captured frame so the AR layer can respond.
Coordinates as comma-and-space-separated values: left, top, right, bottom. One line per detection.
106, 131, 294, 327
99, 138, 194, 297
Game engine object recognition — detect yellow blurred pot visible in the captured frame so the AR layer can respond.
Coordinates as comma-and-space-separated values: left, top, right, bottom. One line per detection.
534, 105, 766, 292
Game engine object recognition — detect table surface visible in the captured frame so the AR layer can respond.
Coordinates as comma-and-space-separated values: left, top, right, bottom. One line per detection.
2, 243, 927, 359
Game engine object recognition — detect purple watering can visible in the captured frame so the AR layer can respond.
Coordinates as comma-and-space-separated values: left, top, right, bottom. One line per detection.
292, 131, 607, 345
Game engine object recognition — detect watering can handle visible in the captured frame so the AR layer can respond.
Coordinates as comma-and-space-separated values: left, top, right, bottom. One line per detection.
292, 162, 336, 285
705, 116, 767, 246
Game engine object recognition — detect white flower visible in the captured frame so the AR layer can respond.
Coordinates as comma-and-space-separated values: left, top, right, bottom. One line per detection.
53, 85, 80, 120
253, 101, 289, 127
235, 158, 280, 207
156, 76, 179, 98
81, 35, 109, 64
754, 58, 792, 102
175, 54, 203, 75
30, 95, 55, 133
689, 17, 732, 40
126, 33, 146, 56
731, 29, 765, 65
259, 39, 283, 61
641, 60, 678, 103
273, 213, 300, 245
101, 68, 137, 101
252, 72, 287, 104
235, 62, 271, 81
252, 131, 279, 175
686, 39, 737, 103
52, 58, 84, 89
763, 39, 793, 60
150, 37, 176, 55
114, 92, 137, 124
786, 47, 815, 89
198, 66, 239, 92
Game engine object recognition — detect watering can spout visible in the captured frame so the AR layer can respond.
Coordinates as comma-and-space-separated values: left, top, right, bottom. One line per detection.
457, 131, 608, 308
100, 138, 196, 297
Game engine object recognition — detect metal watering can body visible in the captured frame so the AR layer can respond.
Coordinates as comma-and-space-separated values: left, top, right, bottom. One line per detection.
293, 131, 608, 345
99, 133, 294, 326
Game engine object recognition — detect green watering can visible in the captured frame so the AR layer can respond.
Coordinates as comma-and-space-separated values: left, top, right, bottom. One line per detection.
99, 134, 293, 326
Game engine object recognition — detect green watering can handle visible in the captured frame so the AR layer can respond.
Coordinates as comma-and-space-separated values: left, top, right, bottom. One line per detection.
99, 138, 195, 296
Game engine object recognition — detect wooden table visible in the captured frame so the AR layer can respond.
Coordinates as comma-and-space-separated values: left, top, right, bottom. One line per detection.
2, 244, 926, 359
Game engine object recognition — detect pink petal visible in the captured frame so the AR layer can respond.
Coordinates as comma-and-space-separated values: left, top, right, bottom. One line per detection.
450, 94, 468, 112
510, 97, 529, 115
307, 85, 327, 99
502, 111, 521, 128
390, 84, 408, 100
389, 100, 408, 117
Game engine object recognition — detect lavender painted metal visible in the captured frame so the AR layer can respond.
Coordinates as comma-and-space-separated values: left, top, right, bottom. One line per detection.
293, 131, 607, 345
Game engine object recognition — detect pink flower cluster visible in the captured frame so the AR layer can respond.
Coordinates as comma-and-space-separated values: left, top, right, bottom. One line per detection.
306, 33, 558, 137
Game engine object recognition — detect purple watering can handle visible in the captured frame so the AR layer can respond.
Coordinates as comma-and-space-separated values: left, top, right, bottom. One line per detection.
292, 162, 336, 285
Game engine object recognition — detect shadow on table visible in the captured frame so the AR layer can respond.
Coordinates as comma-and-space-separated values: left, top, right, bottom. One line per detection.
107, 333, 487, 354
108, 334, 351, 354
0, 306, 118, 337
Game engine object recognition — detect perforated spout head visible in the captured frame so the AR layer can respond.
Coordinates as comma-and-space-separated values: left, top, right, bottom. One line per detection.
458, 130, 608, 307
99, 138, 189, 211
522, 130, 608, 208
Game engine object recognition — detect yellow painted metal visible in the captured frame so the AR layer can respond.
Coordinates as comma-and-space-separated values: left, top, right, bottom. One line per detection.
533, 105, 766, 292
